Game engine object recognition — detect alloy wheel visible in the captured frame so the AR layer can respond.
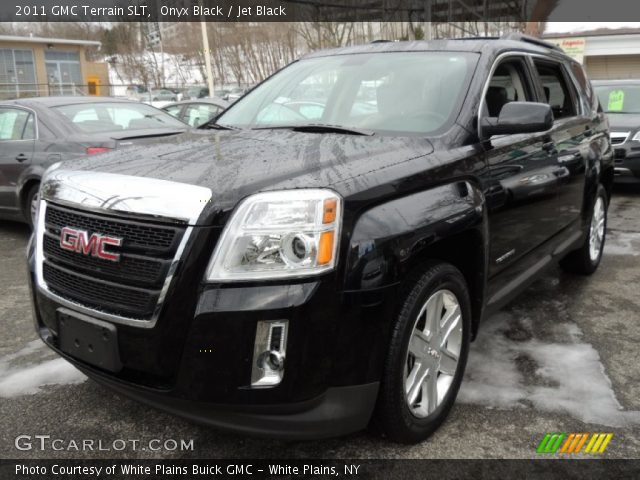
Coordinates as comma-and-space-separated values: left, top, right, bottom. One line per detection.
404, 289, 463, 418
589, 196, 605, 262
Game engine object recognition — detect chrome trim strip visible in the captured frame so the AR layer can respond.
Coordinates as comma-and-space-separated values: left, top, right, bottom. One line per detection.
40, 168, 212, 225
34, 170, 212, 328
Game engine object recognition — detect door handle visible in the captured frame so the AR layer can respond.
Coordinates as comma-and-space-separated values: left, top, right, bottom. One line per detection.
15, 153, 28, 162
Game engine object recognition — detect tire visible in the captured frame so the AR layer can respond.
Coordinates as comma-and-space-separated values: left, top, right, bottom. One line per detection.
373, 261, 471, 444
24, 183, 40, 230
560, 184, 608, 275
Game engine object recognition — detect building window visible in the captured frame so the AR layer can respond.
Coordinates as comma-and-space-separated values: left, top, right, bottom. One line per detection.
45, 50, 82, 95
0, 49, 36, 100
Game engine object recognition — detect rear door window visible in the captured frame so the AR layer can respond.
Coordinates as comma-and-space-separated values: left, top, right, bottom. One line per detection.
533, 61, 578, 120
0, 108, 33, 140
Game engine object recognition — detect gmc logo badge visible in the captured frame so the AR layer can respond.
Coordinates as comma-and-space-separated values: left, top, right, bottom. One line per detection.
59, 227, 122, 262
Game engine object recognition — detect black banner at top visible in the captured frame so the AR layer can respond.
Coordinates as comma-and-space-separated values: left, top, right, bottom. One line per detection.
2, 0, 640, 22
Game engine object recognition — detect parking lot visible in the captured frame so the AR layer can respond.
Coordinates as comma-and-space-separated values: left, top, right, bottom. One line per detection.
1, 186, 639, 460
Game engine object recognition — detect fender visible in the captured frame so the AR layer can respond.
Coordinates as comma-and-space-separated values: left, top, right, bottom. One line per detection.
581, 115, 614, 229
343, 181, 487, 294
331, 181, 488, 386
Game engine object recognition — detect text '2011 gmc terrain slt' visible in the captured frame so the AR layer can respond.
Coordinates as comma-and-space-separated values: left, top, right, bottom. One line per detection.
28, 34, 613, 443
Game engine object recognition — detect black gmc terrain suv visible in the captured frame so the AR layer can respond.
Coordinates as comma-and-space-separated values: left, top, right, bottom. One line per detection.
28, 34, 613, 443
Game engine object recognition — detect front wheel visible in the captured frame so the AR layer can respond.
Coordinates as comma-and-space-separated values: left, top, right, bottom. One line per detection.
373, 262, 471, 443
560, 184, 608, 275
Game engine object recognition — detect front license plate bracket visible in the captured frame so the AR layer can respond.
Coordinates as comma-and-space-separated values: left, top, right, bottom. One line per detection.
57, 308, 122, 372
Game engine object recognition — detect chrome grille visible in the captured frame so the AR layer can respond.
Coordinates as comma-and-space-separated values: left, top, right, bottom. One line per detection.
45, 205, 179, 252
43, 263, 158, 318
40, 203, 186, 320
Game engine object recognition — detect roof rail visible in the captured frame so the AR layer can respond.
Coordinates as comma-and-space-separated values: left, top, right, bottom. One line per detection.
501, 32, 563, 52
452, 36, 499, 41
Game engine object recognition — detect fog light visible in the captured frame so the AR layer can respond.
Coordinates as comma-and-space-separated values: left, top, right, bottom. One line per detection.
251, 320, 288, 387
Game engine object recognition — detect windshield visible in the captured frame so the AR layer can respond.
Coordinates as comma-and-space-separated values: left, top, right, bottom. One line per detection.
54, 102, 187, 133
217, 52, 478, 135
594, 84, 640, 113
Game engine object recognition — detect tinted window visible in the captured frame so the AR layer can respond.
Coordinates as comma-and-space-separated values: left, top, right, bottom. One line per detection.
0, 108, 33, 140
484, 59, 534, 117
570, 62, 595, 112
218, 52, 479, 135
534, 61, 577, 119
54, 102, 186, 133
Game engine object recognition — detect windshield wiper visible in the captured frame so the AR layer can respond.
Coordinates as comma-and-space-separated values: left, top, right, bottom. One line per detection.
253, 124, 374, 136
604, 111, 638, 114
199, 120, 238, 130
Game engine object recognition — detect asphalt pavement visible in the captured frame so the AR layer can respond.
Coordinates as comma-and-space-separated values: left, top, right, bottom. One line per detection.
1, 186, 639, 459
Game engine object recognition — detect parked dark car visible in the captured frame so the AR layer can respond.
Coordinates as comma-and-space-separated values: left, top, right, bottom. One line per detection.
0, 97, 188, 227
29, 35, 613, 443
162, 97, 229, 127
593, 79, 640, 184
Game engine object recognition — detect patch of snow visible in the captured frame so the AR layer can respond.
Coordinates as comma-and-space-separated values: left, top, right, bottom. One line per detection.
0, 341, 86, 398
604, 231, 640, 256
459, 312, 640, 427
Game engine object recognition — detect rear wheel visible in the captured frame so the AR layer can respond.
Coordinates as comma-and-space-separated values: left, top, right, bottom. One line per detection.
373, 262, 471, 443
560, 185, 607, 275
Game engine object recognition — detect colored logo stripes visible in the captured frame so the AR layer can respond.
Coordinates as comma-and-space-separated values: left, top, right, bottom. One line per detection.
536, 433, 613, 454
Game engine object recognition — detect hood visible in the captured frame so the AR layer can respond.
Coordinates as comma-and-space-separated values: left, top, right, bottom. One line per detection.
605, 113, 640, 132
58, 129, 434, 210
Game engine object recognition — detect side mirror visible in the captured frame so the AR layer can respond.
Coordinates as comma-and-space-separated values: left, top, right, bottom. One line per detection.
480, 102, 553, 138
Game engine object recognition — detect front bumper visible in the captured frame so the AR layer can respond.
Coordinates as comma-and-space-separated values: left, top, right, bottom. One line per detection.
28, 233, 394, 439
68, 355, 378, 440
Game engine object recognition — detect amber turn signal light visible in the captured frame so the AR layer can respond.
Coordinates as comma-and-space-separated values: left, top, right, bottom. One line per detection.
317, 231, 335, 265
323, 198, 337, 224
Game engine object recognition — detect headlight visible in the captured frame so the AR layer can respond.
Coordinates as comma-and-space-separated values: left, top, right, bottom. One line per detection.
632, 131, 640, 142
206, 189, 342, 281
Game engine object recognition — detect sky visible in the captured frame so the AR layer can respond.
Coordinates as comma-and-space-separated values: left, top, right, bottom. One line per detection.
545, 22, 640, 33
